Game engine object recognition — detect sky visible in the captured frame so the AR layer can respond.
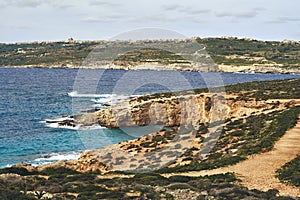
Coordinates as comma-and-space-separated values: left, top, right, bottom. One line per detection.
1, 0, 300, 42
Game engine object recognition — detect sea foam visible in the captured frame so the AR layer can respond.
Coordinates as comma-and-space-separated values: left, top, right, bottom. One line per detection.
28, 152, 81, 166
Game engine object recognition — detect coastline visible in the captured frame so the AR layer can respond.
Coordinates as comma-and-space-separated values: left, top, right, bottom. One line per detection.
2, 37, 300, 75
1, 64, 300, 74
1, 77, 300, 199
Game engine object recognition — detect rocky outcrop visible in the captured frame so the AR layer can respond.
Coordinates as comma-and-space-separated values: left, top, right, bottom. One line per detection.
37, 151, 111, 173
218, 64, 300, 74
94, 93, 292, 130
11, 62, 300, 74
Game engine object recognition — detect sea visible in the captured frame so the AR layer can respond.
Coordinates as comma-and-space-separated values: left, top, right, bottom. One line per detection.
0, 67, 299, 168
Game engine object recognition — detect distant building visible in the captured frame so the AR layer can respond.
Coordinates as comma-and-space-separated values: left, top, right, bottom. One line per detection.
68, 37, 74, 43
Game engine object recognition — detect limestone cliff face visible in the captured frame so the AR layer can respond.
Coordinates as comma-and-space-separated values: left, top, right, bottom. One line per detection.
95, 93, 288, 129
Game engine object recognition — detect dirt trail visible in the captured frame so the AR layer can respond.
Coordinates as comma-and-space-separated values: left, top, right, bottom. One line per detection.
164, 117, 300, 197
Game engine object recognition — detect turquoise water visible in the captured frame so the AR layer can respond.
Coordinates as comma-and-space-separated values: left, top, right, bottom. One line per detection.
0, 67, 299, 168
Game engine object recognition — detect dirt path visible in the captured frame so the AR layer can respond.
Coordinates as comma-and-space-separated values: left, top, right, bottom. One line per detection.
164, 117, 300, 197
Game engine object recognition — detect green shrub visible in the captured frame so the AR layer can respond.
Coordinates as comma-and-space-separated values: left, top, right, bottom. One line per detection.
0, 188, 36, 200
133, 174, 169, 186
277, 155, 300, 187
168, 175, 192, 183
96, 191, 125, 199
167, 183, 194, 190
0, 167, 35, 176
40, 167, 80, 176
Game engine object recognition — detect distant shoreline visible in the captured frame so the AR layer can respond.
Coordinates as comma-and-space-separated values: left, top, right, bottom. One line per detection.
1, 37, 300, 74
1, 64, 299, 74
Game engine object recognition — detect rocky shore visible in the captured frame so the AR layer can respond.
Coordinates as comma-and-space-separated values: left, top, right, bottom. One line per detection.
4, 63, 300, 74
218, 64, 300, 74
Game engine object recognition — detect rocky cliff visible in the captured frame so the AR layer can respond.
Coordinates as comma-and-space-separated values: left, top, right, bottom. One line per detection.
92, 93, 293, 130
45, 78, 300, 173
62, 89, 300, 173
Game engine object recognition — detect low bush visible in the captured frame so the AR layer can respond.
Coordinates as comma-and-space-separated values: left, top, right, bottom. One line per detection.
0, 167, 35, 176
277, 155, 300, 187
40, 167, 80, 176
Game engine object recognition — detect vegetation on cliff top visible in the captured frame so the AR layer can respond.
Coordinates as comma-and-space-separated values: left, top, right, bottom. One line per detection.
137, 78, 300, 103
199, 37, 300, 67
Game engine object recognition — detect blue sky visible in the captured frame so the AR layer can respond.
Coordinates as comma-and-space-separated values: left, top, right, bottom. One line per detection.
1, 0, 300, 42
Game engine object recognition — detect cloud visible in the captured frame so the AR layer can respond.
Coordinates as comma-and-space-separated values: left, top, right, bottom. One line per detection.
162, 4, 180, 11
0, 0, 76, 9
0, 0, 47, 8
162, 4, 210, 15
278, 16, 300, 22
89, 0, 120, 7
81, 14, 125, 23
236, 11, 258, 18
254, 7, 266, 11
215, 10, 258, 19
52, 3, 75, 10
215, 11, 232, 18
81, 17, 108, 23
266, 16, 300, 24
179, 7, 211, 15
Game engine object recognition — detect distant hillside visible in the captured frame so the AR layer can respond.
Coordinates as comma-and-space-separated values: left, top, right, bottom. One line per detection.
0, 37, 300, 73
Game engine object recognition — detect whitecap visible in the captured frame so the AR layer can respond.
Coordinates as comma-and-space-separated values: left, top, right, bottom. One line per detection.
68, 91, 113, 98
28, 152, 81, 166
44, 116, 106, 130
90, 94, 140, 105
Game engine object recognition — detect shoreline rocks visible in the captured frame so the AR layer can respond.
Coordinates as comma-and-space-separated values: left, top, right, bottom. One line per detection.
1, 64, 299, 74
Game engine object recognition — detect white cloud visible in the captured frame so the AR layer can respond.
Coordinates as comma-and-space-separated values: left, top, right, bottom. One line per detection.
236, 11, 258, 18
162, 4, 180, 11
0, 0, 47, 8
214, 11, 231, 18
215, 10, 258, 19
89, 0, 120, 7
0, 0, 78, 9
162, 4, 211, 15
81, 13, 126, 23
266, 16, 300, 24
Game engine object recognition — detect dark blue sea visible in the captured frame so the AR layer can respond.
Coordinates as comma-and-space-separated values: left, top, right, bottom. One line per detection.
0, 67, 299, 168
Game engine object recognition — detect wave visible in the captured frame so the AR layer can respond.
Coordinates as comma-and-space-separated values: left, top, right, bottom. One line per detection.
43, 93, 141, 131
45, 122, 105, 130
90, 94, 140, 105
0, 152, 81, 168
0, 164, 13, 169
92, 104, 106, 109
68, 91, 113, 98
44, 116, 106, 130
28, 152, 81, 166
45, 122, 80, 130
